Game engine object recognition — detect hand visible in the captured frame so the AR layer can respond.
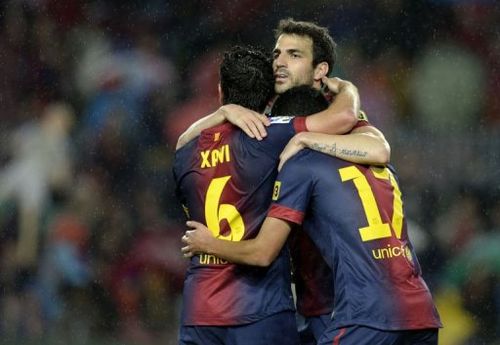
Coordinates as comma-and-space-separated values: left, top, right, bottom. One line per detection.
321, 76, 351, 94
221, 104, 270, 140
181, 221, 214, 258
278, 133, 305, 171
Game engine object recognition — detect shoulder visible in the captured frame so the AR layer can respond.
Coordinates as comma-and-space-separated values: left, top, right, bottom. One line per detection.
280, 150, 319, 175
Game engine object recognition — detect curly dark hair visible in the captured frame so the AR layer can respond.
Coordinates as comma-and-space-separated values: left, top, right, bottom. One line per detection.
219, 46, 274, 112
271, 85, 328, 117
275, 18, 337, 73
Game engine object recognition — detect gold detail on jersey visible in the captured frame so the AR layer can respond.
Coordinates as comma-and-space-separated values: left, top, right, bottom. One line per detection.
205, 176, 245, 241
339, 166, 404, 242
358, 110, 368, 121
214, 132, 221, 141
200, 144, 231, 168
199, 253, 228, 265
181, 204, 190, 218
272, 181, 281, 200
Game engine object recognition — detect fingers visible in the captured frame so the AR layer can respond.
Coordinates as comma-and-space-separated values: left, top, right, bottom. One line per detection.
186, 220, 201, 228
242, 115, 268, 141
257, 114, 271, 126
243, 119, 261, 140
181, 245, 193, 258
278, 151, 292, 171
278, 158, 285, 172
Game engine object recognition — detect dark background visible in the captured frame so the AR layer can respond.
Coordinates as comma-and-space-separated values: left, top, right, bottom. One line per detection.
0, 1, 499, 344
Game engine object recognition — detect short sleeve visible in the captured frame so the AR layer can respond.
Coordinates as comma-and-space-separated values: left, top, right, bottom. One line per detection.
267, 152, 314, 224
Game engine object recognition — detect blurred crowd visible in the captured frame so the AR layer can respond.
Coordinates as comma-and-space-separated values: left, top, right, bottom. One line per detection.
0, 1, 499, 344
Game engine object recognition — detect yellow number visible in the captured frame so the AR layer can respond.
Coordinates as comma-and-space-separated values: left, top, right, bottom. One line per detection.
339, 166, 404, 242
204, 176, 245, 241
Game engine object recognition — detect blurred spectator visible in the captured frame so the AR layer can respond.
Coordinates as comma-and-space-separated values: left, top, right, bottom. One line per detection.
163, 47, 223, 148
409, 37, 487, 133
0, 102, 75, 266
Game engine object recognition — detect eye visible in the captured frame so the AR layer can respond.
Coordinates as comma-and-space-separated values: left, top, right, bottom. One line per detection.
272, 51, 280, 60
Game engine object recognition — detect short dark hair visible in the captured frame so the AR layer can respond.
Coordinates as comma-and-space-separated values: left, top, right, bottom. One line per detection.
275, 18, 337, 73
219, 46, 274, 112
271, 85, 328, 117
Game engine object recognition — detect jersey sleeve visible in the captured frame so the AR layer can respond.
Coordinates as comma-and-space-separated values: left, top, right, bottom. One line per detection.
267, 152, 314, 224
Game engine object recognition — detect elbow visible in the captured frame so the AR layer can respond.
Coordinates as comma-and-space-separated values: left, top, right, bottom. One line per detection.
176, 134, 187, 150
252, 251, 275, 267
326, 109, 358, 134
342, 109, 359, 132
376, 143, 391, 165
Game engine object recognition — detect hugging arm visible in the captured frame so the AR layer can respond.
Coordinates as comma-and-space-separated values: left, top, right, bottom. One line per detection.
182, 217, 292, 267
176, 105, 270, 150
278, 125, 391, 171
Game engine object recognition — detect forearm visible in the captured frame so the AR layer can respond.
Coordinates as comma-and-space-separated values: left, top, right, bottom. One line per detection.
203, 237, 272, 267
306, 81, 360, 134
176, 109, 226, 150
296, 131, 390, 165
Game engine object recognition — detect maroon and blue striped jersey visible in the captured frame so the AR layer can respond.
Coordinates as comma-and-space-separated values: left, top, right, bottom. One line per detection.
268, 150, 442, 331
173, 117, 306, 326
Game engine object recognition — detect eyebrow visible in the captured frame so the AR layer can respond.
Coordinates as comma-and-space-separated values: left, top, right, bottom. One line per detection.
273, 48, 304, 55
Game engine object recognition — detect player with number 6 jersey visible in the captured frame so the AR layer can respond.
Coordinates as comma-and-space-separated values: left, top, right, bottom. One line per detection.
174, 114, 307, 327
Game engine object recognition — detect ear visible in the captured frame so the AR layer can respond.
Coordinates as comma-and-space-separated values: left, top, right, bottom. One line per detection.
218, 83, 223, 105
313, 62, 329, 82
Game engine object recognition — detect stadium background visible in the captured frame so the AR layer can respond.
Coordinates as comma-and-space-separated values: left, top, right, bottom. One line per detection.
0, 0, 498, 344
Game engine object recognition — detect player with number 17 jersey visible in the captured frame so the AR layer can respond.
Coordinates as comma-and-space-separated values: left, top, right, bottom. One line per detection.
268, 149, 442, 332
173, 116, 307, 326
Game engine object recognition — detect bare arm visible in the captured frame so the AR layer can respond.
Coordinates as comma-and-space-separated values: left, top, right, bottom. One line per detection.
305, 77, 360, 134
176, 105, 270, 150
182, 218, 292, 267
278, 125, 391, 171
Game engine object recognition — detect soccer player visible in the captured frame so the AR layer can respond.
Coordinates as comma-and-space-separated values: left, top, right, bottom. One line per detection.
181, 86, 442, 345
271, 86, 337, 344
173, 45, 376, 345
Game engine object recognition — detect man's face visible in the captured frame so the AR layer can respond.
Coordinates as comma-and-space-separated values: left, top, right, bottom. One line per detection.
272, 34, 317, 94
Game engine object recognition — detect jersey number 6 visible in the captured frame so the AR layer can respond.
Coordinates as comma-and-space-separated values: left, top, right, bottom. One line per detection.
204, 176, 245, 241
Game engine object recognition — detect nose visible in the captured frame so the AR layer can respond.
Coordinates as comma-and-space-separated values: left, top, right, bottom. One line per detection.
273, 53, 286, 69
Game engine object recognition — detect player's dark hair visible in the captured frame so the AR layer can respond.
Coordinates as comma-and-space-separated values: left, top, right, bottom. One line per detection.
275, 18, 337, 73
219, 46, 274, 112
271, 85, 328, 117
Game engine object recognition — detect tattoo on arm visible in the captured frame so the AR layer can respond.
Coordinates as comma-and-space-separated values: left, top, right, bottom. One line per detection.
310, 142, 368, 158
311, 143, 337, 155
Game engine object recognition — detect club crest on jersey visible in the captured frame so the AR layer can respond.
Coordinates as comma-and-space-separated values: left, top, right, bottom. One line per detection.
358, 110, 369, 121
269, 116, 294, 124
272, 181, 281, 200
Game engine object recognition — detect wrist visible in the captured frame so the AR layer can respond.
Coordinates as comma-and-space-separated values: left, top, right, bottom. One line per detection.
218, 105, 229, 121
337, 80, 353, 93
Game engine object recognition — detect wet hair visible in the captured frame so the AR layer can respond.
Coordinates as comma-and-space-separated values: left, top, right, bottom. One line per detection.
219, 46, 274, 112
271, 85, 328, 117
275, 18, 337, 72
